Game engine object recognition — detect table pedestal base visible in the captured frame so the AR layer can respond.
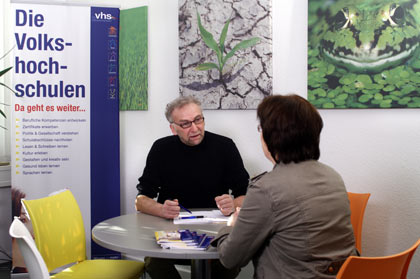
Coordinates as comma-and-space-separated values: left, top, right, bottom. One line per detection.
191, 259, 211, 279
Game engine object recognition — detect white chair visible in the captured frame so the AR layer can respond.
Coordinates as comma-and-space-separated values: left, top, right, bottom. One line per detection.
9, 217, 50, 279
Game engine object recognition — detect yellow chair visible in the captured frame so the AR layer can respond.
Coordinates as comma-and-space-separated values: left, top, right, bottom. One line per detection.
21, 189, 144, 279
336, 238, 420, 279
347, 192, 371, 253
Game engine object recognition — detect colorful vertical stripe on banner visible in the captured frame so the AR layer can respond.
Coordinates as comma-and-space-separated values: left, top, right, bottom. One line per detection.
90, 6, 121, 259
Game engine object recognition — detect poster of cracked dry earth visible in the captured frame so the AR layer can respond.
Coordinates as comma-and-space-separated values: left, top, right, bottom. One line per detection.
178, 0, 272, 109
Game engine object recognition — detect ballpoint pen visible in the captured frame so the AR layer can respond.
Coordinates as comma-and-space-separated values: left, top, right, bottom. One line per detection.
179, 216, 204, 219
179, 203, 192, 214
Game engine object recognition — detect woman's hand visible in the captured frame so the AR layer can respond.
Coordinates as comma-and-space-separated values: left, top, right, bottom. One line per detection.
227, 207, 241, 226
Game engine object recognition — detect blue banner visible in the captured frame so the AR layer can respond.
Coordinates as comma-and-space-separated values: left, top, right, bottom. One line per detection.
90, 6, 120, 259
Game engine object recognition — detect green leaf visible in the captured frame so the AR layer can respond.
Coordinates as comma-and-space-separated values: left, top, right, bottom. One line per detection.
336, 93, 348, 100
0, 82, 17, 94
196, 12, 221, 57
359, 94, 373, 103
195, 63, 219, 71
219, 18, 231, 54
379, 100, 392, 108
322, 102, 335, 108
224, 37, 260, 64
326, 64, 335, 75
356, 74, 372, 85
410, 59, 420, 69
313, 88, 327, 97
401, 84, 416, 95
383, 85, 395, 92
374, 93, 383, 100
0, 66, 13, 78
0, 47, 13, 60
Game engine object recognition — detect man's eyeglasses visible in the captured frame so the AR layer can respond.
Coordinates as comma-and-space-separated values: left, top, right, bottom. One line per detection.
172, 116, 205, 129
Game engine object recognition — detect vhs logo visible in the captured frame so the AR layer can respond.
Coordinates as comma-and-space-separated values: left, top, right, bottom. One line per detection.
93, 12, 115, 21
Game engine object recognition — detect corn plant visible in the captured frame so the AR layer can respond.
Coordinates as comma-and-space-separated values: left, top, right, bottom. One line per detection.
195, 12, 260, 81
0, 67, 12, 119
0, 48, 16, 130
0, 48, 15, 121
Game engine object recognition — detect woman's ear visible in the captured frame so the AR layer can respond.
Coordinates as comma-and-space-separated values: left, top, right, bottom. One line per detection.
260, 133, 276, 165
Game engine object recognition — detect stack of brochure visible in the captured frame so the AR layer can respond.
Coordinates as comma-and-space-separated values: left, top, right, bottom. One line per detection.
154, 229, 214, 250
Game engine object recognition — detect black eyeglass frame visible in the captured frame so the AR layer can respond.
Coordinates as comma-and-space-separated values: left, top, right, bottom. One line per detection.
172, 116, 205, 129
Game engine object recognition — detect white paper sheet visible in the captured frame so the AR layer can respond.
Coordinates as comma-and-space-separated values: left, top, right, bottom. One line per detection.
173, 210, 229, 224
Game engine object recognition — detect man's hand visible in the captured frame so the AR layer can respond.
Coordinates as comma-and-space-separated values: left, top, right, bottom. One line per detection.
161, 199, 180, 219
215, 194, 235, 216
136, 195, 181, 219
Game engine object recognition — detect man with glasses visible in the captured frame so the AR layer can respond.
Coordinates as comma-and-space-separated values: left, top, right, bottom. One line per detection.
135, 96, 249, 279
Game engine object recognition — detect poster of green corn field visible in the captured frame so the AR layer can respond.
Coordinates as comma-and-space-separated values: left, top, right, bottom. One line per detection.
308, 0, 420, 108
178, 0, 272, 109
119, 6, 148, 110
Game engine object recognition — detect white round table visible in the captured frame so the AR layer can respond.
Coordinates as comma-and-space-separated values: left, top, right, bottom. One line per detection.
92, 211, 226, 279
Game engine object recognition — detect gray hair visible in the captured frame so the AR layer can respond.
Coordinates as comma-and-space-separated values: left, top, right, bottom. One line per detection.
165, 96, 202, 122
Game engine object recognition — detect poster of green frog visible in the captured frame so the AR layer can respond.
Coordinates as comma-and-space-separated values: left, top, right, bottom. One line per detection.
308, 0, 420, 108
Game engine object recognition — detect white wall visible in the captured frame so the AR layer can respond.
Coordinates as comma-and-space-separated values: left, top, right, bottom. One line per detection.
3, 0, 420, 278
120, 1, 420, 278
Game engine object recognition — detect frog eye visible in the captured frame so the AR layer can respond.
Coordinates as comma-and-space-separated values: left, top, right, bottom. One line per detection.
331, 8, 350, 30
388, 4, 405, 25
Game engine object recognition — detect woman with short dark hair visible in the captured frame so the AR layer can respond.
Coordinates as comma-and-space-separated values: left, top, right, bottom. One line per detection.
212, 94, 357, 278
257, 94, 323, 164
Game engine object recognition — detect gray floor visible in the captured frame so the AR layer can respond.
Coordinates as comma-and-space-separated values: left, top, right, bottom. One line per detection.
158, 262, 253, 279
124, 254, 254, 279
7, 257, 254, 279
0, 262, 11, 279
